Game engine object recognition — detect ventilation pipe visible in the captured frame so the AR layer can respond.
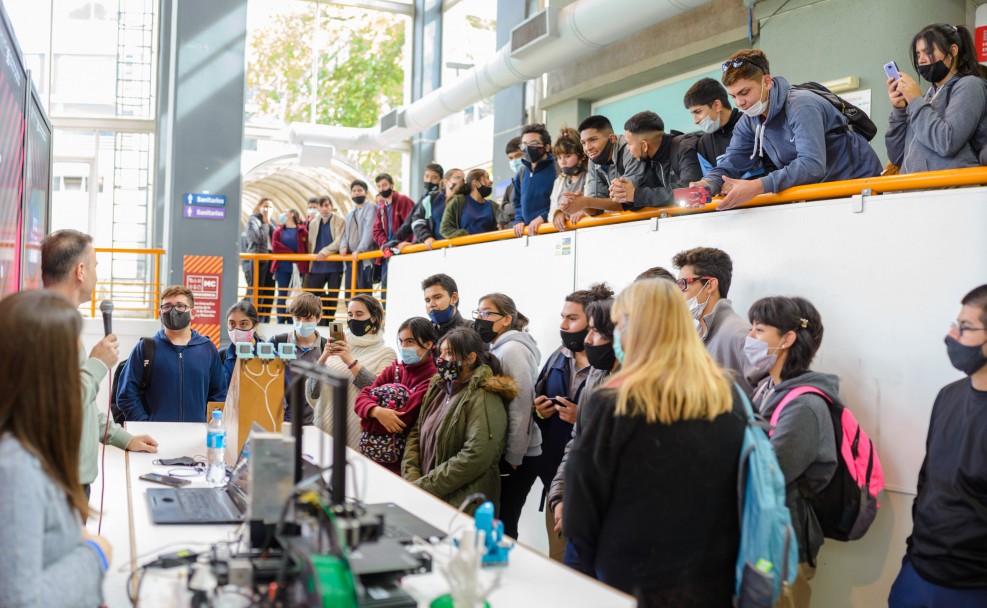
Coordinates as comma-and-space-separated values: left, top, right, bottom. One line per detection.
288, 0, 712, 151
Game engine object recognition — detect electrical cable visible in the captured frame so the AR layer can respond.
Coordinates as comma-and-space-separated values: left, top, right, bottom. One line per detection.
97, 370, 114, 534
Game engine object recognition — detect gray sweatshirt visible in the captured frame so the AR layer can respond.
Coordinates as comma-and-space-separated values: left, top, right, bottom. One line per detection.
701, 298, 764, 396
753, 371, 839, 563
490, 330, 542, 465
886, 74, 987, 174
341, 202, 379, 268
0, 434, 105, 607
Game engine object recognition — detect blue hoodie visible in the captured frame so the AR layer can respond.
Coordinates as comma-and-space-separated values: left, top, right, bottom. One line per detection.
116, 329, 227, 422
705, 76, 882, 195
511, 153, 557, 226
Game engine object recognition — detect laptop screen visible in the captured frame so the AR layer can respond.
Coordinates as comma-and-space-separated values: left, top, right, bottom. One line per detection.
227, 423, 265, 509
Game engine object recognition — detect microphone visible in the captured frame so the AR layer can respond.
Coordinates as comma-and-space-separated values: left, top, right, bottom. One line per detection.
100, 300, 114, 336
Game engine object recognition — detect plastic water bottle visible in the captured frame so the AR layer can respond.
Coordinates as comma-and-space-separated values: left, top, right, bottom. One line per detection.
205, 410, 227, 487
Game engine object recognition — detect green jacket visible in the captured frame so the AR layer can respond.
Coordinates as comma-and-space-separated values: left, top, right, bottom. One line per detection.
439, 194, 500, 239
402, 365, 515, 512
79, 345, 132, 485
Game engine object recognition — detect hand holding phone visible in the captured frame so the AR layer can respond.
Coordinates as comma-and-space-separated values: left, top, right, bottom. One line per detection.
329, 321, 345, 342
140, 473, 191, 487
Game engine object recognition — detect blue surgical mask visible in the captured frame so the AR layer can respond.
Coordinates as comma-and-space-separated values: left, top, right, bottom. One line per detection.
399, 346, 423, 366
294, 322, 318, 338
613, 327, 625, 364
509, 158, 523, 174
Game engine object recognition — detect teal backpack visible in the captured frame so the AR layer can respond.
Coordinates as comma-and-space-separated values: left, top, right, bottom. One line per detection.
735, 386, 799, 607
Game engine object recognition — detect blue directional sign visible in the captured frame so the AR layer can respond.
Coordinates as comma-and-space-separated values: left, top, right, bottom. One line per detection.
184, 205, 226, 220
183, 193, 226, 207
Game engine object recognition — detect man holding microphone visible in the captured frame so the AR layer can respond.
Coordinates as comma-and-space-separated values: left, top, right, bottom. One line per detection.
41, 229, 158, 498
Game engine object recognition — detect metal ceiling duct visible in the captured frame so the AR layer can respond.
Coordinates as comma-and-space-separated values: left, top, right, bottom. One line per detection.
287, 0, 712, 151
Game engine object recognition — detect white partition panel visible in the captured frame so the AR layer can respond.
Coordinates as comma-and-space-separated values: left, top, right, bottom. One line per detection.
383, 187, 987, 606
386, 232, 578, 364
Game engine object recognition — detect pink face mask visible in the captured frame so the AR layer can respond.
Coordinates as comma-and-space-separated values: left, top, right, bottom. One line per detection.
229, 328, 254, 344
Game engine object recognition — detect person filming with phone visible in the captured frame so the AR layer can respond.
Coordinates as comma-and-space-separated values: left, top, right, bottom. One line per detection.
886, 23, 987, 174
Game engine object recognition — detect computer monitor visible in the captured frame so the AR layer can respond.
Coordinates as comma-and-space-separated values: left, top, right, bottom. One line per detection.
0, 4, 27, 298
19, 79, 50, 291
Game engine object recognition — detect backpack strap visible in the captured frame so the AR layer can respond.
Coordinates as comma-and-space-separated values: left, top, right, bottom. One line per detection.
768, 385, 831, 436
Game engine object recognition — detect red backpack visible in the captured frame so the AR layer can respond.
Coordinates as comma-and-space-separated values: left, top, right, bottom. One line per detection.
769, 386, 884, 542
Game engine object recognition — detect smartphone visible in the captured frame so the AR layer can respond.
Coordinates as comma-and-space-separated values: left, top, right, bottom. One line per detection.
140, 473, 191, 488
673, 187, 711, 208
884, 60, 901, 81
329, 321, 345, 342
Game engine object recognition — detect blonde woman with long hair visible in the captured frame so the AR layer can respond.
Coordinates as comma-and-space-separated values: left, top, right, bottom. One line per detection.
563, 278, 745, 607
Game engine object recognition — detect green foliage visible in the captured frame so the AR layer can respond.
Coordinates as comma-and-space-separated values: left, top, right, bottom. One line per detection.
247, 5, 406, 183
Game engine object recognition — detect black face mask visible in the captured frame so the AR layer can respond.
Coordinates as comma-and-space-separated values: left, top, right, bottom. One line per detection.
424, 182, 439, 193
945, 336, 987, 375
477, 185, 493, 198
472, 319, 498, 343
585, 341, 617, 371
917, 59, 950, 84
352, 195, 366, 205
524, 146, 545, 164
592, 138, 614, 165
379, 188, 394, 199
162, 308, 191, 331
560, 328, 589, 353
348, 319, 373, 337
561, 163, 584, 176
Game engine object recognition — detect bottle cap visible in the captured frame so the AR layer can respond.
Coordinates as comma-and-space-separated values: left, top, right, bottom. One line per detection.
212, 409, 222, 419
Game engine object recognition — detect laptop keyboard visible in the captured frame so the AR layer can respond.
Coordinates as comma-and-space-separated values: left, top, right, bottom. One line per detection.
176, 489, 235, 521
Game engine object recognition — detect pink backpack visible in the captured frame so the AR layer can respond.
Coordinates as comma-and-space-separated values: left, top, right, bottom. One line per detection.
769, 386, 884, 541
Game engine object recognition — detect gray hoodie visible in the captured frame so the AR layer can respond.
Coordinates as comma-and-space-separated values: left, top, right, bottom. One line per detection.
753, 371, 840, 563
886, 74, 987, 174
490, 330, 542, 465
0, 435, 105, 607
701, 298, 764, 397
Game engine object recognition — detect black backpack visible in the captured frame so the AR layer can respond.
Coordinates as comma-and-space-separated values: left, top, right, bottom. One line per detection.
110, 337, 155, 424
790, 81, 878, 141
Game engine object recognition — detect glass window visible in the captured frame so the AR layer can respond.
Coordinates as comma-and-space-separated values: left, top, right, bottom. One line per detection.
440, 0, 497, 135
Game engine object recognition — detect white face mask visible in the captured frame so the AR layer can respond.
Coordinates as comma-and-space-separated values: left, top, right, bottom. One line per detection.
743, 81, 770, 118
698, 109, 721, 134
685, 287, 712, 322
229, 328, 254, 344
744, 336, 782, 375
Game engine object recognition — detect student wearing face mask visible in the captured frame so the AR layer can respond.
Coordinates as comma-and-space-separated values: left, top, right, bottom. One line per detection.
746, 296, 835, 608
672, 246, 761, 396
422, 273, 473, 340
340, 180, 379, 300
269, 293, 327, 424
394, 164, 451, 251
542, 127, 589, 234
306, 196, 345, 324
220, 300, 263, 386
309, 294, 396, 447
548, 297, 618, 574
684, 77, 773, 179
496, 137, 522, 229
886, 24, 987, 174
511, 123, 558, 238
534, 283, 615, 562
402, 328, 513, 512
241, 198, 276, 322
889, 285, 987, 608
272, 209, 310, 324
440, 169, 500, 238
116, 286, 227, 422
690, 49, 882, 210
353, 318, 437, 474
472, 293, 541, 539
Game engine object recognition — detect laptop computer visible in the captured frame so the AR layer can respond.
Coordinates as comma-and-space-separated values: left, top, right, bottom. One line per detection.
145, 424, 262, 525
365, 502, 446, 544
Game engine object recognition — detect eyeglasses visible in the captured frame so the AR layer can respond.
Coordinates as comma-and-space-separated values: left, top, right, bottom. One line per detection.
951, 321, 986, 338
722, 57, 767, 73
160, 303, 191, 313
471, 310, 505, 320
519, 143, 544, 152
676, 276, 714, 292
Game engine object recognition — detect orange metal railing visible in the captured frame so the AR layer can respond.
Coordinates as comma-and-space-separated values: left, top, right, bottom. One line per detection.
86, 247, 166, 319
238, 252, 386, 322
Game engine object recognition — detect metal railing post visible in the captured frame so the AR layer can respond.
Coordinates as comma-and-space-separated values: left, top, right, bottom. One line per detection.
252, 258, 260, 311
153, 253, 161, 319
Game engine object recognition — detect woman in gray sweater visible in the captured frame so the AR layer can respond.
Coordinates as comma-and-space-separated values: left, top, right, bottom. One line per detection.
0, 290, 111, 607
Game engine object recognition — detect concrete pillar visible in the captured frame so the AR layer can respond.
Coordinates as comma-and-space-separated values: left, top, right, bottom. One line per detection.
409, 0, 443, 200
154, 0, 248, 341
